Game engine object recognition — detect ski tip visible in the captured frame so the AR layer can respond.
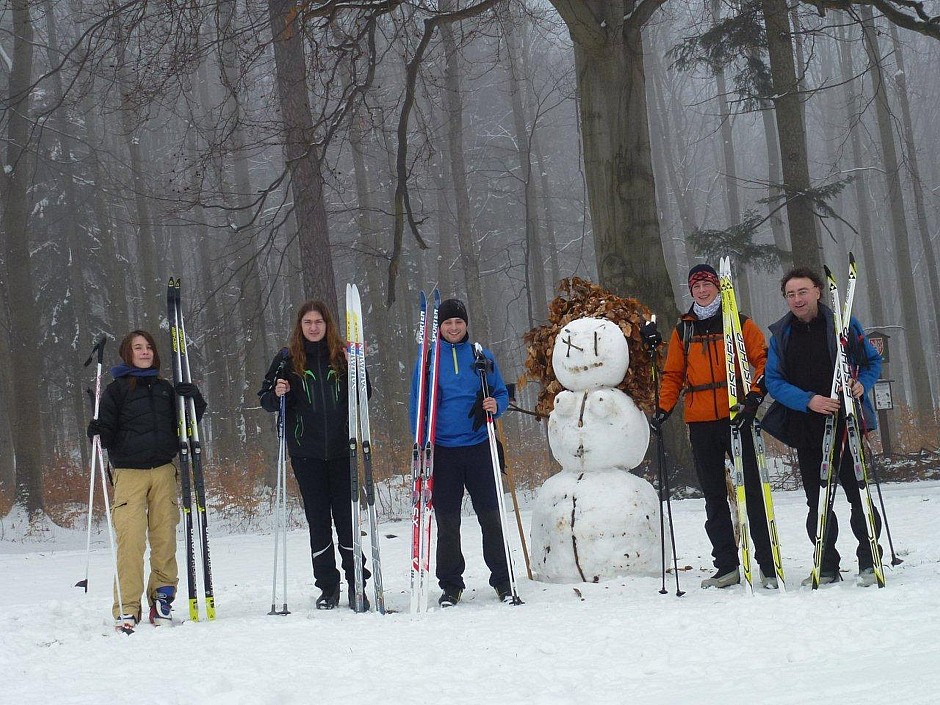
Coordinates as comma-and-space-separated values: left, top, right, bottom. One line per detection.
848, 251, 856, 266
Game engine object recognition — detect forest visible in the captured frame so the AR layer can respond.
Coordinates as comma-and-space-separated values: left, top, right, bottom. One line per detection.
1, 0, 939, 523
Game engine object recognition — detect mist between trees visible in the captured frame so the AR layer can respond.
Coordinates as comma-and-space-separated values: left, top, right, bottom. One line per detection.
1, 0, 938, 520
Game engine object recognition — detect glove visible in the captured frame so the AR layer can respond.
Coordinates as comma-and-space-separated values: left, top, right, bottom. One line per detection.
468, 391, 488, 432
86, 419, 106, 441
174, 382, 199, 398
731, 391, 763, 429
640, 319, 662, 349
649, 408, 670, 434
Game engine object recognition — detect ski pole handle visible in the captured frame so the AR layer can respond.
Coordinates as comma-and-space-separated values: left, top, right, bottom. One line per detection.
84, 335, 107, 368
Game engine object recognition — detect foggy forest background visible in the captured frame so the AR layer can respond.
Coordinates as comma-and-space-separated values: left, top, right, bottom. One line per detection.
2, 0, 939, 527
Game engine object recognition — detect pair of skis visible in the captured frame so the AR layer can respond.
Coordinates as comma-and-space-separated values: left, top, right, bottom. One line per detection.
810, 254, 885, 588
411, 290, 441, 613
346, 283, 386, 613
718, 257, 786, 594
167, 278, 215, 621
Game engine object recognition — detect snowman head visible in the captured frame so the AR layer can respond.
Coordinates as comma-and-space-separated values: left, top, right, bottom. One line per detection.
552, 317, 629, 391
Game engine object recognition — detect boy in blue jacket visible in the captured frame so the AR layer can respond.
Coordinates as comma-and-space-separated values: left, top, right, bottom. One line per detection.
765, 268, 883, 587
409, 298, 511, 607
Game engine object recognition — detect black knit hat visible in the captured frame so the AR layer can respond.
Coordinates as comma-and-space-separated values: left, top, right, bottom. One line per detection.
688, 264, 720, 292
438, 298, 469, 324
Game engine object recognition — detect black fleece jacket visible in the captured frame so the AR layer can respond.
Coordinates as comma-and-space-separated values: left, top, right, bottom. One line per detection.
96, 375, 206, 469
259, 342, 352, 461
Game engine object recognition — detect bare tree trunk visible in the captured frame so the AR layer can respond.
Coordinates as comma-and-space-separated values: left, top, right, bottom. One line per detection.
440, 5, 491, 339
42, 0, 93, 472
709, 0, 752, 310
501, 11, 548, 327
522, 12, 561, 292
549, 1, 693, 480
761, 0, 821, 271
755, 83, 790, 257
647, 46, 693, 295
114, 20, 161, 329
78, 73, 129, 333
216, 2, 276, 466
268, 0, 337, 310
0, 300, 16, 489
889, 23, 940, 387
859, 6, 934, 418
2, 0, 45, 515
836, 22, 885, 328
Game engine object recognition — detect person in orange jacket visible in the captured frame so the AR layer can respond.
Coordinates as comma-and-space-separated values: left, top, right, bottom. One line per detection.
651, 264, 776, 589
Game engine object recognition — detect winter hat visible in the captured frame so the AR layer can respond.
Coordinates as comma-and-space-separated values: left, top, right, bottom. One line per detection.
438, 298, 469, 324
688, 264, 720, 292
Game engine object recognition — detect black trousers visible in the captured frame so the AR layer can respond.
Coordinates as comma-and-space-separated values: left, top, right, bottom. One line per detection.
290, 455, 370, 592
688, 419, 774, 576
796, 427, 882, 573
432, 441, 510, 592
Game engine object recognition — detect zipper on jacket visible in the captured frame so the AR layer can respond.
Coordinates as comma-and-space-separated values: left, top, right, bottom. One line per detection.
316, 354, 331, 458
452, 344, 459, 374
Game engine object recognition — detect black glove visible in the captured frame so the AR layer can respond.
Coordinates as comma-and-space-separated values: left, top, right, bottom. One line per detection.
649, 407, 670, 434
640, 319, 662, 349
731, 391, 763, 429
175, 382, 199, 398
86, 419, 106, 441
468, 391, 488, 432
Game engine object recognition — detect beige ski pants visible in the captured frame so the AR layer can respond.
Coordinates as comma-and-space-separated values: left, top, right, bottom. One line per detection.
111, 464, 179, 619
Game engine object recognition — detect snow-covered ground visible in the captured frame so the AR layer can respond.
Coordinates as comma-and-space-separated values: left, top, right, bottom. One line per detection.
2, 481, 938, 705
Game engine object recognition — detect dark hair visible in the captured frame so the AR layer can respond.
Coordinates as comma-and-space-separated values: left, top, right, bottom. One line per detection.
780, 267, 823, 295
119, 330, 161, 371
288, 300, 346, 377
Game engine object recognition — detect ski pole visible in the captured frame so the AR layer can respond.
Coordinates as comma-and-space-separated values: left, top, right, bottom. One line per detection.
474, 343, 523, 605
643, 317, 684, 597
269, 387, 291, 615
76, 336, 107, 592
862, 431, 902, 566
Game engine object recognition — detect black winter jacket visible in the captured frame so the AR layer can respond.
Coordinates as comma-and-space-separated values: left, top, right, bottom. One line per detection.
96, 374, 206, 469
259, 342, 352, 461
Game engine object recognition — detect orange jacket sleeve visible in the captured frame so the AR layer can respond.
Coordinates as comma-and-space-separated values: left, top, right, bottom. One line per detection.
658, 325, 686, 414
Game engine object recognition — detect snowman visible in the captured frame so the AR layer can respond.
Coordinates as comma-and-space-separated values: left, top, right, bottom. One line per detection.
530, 317, 666, 583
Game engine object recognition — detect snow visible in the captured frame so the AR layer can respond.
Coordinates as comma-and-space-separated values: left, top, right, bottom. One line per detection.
2, 481, 939, 705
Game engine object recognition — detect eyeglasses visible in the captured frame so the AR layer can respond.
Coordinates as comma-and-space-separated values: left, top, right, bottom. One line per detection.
784, 287, 817, 300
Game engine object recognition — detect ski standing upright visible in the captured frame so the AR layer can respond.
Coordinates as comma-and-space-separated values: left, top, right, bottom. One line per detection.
815, 255, 885, 588
167, 278, 215, 620
346, 283, 386, 613
410, 289, 441, 613
718, 257, 786, 593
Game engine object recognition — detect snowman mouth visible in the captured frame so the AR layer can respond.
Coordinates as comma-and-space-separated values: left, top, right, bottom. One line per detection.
569, 362, 604, 372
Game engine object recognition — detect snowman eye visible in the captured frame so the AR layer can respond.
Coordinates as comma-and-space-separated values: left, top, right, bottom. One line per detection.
563, 334, 584, 358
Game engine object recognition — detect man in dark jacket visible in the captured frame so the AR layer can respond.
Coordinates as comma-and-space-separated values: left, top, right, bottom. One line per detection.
765, 267, 883, 587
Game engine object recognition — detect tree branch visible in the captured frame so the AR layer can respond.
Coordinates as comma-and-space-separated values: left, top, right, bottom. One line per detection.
388, 0, 502, 306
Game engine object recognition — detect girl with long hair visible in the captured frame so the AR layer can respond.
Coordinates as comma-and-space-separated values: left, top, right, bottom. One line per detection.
259, 301, 370, 610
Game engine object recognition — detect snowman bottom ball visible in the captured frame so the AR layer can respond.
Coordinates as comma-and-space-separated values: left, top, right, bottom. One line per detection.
530, 469, 668, 583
